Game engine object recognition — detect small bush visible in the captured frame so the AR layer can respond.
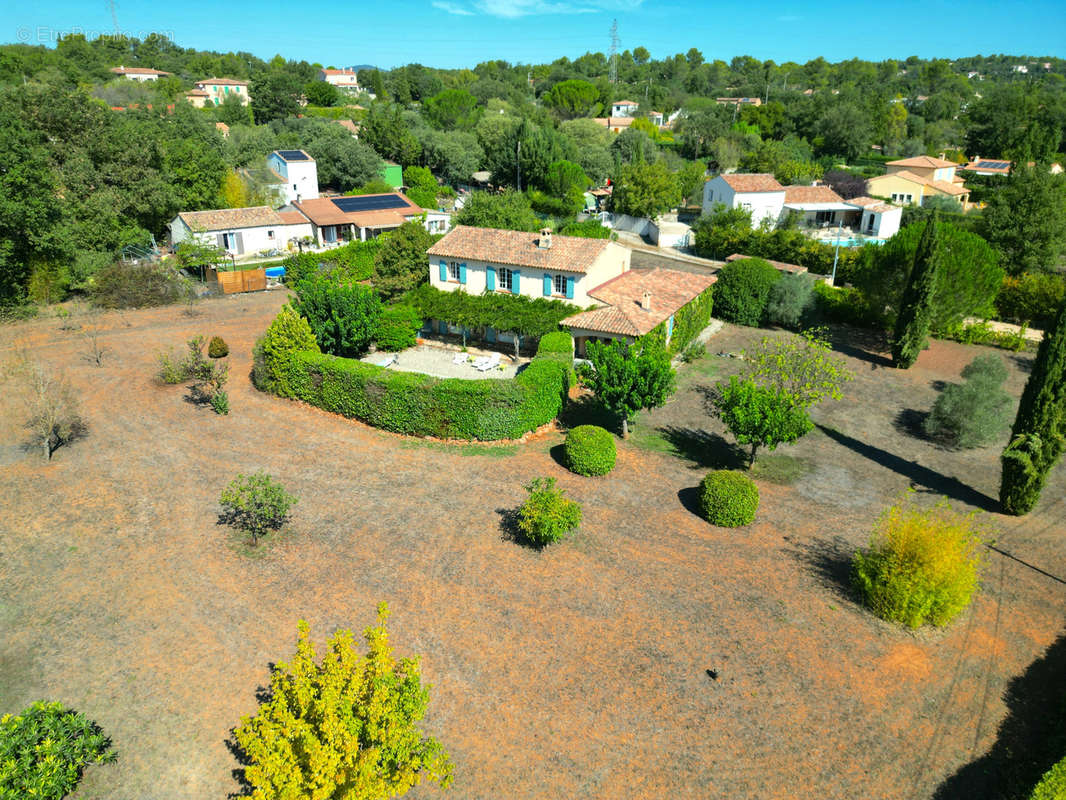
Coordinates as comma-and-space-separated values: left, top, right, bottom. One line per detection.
219, 471, 297, 546
1030, 756, 1066, 800
698, 470, 760, 526
996, 272, 1066, 328
852, 499, 986, 628
157, 352, 186, 384
208, 336, 229, 358
374, 304, 422, 352
253, 305, 320, 397
537, 331, 574, 354
516, 477, 582, 545
0, 701, 116, 799
713, 258, 782, 327
680, 341, 706, 363
925, 354, 1013, 448
812, 281, 882, 327
211, 389, 230, 415
939, 320, 1030, 352
91, 260, 192, 309
563, 425, 616, 476
764, 272, 816, 329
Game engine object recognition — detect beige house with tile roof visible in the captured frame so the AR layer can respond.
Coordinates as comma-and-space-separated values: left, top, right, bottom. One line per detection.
866, 170, 969, 208
192, 78, 250, 106
169, 206, 311, 257
111, 66, 171, 81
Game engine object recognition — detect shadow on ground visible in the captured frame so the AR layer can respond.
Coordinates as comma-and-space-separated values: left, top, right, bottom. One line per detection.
934, 634, 1066, 799
816, 424, 999, 512
825, 325, 894, 369
657, 426, 747, 469
784, 536, 857, 605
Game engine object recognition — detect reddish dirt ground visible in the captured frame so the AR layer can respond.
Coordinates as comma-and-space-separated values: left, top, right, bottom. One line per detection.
0, 293, 1063, 800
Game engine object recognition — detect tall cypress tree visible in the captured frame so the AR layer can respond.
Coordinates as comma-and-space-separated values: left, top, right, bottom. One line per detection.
892, 213, 942, 368
1000, 297, 1066, 515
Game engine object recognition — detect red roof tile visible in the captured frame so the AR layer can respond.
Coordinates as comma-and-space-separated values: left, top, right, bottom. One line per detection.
720, 173, 784, 193
427, 226, 612, 274
783, 185, 844, 204
562, 268, 715, 336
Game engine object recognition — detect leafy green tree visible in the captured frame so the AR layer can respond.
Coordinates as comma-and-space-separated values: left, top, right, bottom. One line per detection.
712, 257, 781, 326
250, 70, 303, 123
420, 129, 484, 186
253, 305, 321, 397
559, 219, 613, 239
360, 103, 422, 165
1000, 297, 1066, 515
233, 608, 453, 799
676, 160, 708, 204
713, 376, 814, 467
965, 83, 1062, 165
744, 329, 852, 409
543, 79, 600, 119
292, 274, 383, 357
892, 215, 941, 368
817, 102, 873, 161
610, 127, 658, 166
925, 354, 1013, 448
611, 161, 680, 219
303, 79, 340, 107
981, 166, 1066, 275
453, 191, 540, 232
217, 91, 253, 126
423, 88, 480, 131
856, 219, 1003, 331
0, 701, 116, 799
219, 471, 297, 546
311, 134, 384, 191
578, 339, 676, 437
545, 160, 591, 199
373, 221, 437, 300
559, 117, 613, 183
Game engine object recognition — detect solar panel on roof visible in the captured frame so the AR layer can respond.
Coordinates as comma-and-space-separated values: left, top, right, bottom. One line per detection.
277, 150, 309, 161
976, 160, 1010, 169
331, 195, 409, 213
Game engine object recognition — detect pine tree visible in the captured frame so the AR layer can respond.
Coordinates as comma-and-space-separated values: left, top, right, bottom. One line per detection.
892, 213, 941, 368
999, 297, 1066, 515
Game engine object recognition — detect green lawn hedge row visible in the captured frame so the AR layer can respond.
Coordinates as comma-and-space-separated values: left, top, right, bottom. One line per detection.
281, 331, 574, 441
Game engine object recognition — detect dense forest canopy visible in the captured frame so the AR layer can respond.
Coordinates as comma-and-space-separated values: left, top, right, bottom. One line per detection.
1, 32, 1065, 306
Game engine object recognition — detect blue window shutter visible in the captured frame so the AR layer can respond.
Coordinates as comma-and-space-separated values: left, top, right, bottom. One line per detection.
439, 261, 447, 282
513, 269, 520, 294
459, 262, 467, 284
438, 320, 447, 335
543, 273, 552, 297
486, 266, 496, 291
565, 276, 575, 300
667, 314, 674, 338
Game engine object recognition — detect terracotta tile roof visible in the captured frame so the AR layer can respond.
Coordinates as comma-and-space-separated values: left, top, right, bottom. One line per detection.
335, 119, 360, 134
278, 210, 310, 225
886, 155, 957, 169
196, 78, 248, 86
215, 122, 229, 133
185, 89, 209, 97
427, 226, 612, 274
720, 173, 784, 193
613, 99, 639, 106
868, 171, 969, 197
846, 197, 896, 213
783, 185, 844, 204
294, 193, 422, 228
594, 117, 635, 128
930, 179, 968, 196
111, 66, 170, 76
321, 68, 357, 76
562, 268, 716, 337
725, 254, 807, 275
177, 206, 284, 232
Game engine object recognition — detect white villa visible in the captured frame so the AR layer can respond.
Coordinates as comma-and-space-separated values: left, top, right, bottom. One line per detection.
110, 66, 171, 82
169, 207, 312, 257
610, 99, 640, 117
319, 68, 360, 92
266, 150, 320, 205
426, 226, 713, 355
702, 173, 901, 239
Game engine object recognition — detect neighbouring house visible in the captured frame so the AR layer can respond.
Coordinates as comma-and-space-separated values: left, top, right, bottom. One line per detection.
318, 68, 360, 93
594, 116, 636, 133
191, 78, 250, 107
184, 89, 211, 108
169, 207, 312, 257
294, 192, 428, 245
716, 97, 762, 107
647, 110, 664, 127
610, 99, 640, 117
702, 173, 786, 228
335, 118, 360, 137
110, 66, 171, 81
962, 157, 1065, 176
215, 122, 230, 138
561, 268, 716, 356
865, 155, 970, 208
266, 150, 320, 204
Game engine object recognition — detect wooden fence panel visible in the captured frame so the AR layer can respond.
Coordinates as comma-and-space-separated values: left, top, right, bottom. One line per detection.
216, 268, 267, 294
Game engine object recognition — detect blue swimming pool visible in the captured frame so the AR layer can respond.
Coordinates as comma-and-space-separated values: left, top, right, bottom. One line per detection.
264, 266, 285, 279
826, 237, 885, 248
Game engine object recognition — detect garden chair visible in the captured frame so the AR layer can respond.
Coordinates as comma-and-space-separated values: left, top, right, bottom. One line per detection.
452, 352, 468, 365
477, 353, 501, 372
470, 356, 490, 369
377, 354, 397, 368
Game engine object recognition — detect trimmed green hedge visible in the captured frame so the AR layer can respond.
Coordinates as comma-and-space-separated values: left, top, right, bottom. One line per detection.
537, 331, 575, 354
564, 425, 616, 476
643, 284, 715, 355
698, 470, 759, 526
288, 351, 568, 441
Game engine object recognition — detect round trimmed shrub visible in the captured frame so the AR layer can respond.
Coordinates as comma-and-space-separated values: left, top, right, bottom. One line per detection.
208, 336, 229, 358
563, 425, 616, 476
851, 500, 985, 629
698, 470, 759, 526
537, 331, 574, 354
713, 257, 782, 327
517, 477, 582, 546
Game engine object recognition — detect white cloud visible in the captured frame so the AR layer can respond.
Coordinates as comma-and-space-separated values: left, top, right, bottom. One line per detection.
433, 0, 476, 14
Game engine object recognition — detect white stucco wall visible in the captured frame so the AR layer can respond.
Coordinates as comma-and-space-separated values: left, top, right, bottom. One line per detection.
702, 176, 784, 227
267, 154, 320, 204
170, 218, 311, 255
427, 241, 630, 306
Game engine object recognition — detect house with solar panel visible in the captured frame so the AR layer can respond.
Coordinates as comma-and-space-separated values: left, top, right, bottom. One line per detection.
168, 207, 313, 257
266, 150, 320, 205
294, 193, 432, 245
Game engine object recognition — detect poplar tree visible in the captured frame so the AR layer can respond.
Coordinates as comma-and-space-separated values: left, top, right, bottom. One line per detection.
892, 214, 941, 368
999, 298, 1066, 515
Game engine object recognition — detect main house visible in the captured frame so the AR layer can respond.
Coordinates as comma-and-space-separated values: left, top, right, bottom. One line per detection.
294, 192, 444, 245
702, 173, 901, 238
425, 226, 712, 355
865, 155, 970, 208
169, 207, 312, 257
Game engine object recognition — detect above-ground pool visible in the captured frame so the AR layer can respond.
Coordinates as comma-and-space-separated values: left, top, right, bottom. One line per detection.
264, 266, 285, 279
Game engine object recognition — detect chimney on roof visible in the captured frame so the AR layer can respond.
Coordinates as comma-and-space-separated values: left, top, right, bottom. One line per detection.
641, 290, 652, 312
539, 228, 552, 249
939, 152, 946, 160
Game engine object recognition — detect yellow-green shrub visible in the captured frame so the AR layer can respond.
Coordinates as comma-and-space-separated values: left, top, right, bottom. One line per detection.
852, 499, 986, 628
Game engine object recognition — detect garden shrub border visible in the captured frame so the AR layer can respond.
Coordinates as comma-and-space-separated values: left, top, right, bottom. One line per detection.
268, 324, 574, 442
641, 284, 714, 355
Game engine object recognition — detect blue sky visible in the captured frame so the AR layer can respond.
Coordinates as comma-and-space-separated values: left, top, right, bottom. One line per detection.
7, 0, 1065, 69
